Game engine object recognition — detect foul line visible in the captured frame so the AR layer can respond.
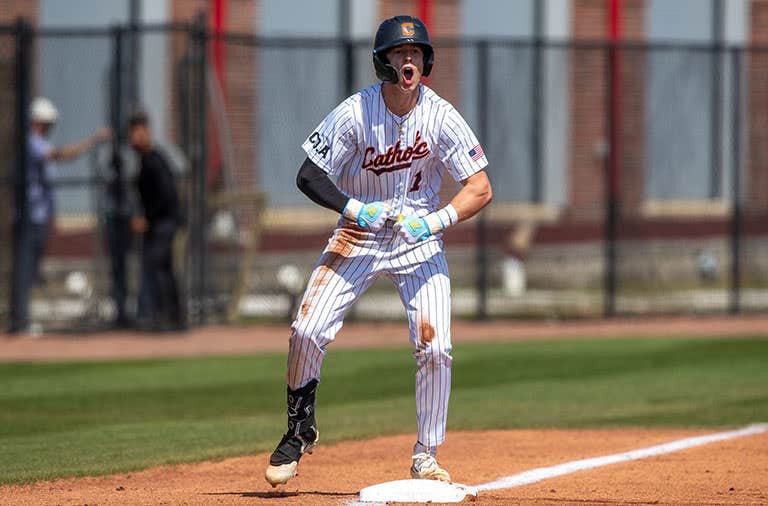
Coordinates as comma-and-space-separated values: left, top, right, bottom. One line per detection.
476, 423, 768, 491
348, 424, 767, 504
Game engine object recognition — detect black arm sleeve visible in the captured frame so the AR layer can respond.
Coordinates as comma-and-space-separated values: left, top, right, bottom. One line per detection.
295, 157, 349, 214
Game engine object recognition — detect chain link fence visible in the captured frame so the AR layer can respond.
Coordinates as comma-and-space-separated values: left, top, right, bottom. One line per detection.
0, 28, 17, 329
2, 18, 768, 332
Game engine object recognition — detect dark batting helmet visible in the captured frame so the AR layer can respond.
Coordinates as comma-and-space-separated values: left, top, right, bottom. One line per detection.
372, 15, 434, 83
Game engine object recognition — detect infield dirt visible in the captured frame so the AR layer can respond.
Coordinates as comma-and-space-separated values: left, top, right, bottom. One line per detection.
1, 315, 767, 505
1, 428, 766, 505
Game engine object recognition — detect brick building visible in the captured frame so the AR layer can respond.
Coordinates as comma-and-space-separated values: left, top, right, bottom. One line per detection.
2, 1, 765, 224
1, 0, 767, 264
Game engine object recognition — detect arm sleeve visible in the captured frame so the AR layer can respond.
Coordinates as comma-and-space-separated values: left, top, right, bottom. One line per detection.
296, 157, 349, 214
437, 106, 489, 182
301, 99, 357, 176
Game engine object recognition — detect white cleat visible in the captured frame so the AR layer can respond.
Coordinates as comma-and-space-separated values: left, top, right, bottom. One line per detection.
265, 461, 299, 487
264, 429, 318, 487
410, 453, 451, 482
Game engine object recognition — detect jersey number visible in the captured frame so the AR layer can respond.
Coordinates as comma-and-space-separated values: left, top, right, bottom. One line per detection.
409, 171, 422, 192
309, 132, 330, 159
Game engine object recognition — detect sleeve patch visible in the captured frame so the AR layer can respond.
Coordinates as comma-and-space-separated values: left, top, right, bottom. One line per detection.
468, 144, 485, 162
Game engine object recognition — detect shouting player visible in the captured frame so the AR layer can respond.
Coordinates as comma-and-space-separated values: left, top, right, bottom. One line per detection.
265, 15, 492, 486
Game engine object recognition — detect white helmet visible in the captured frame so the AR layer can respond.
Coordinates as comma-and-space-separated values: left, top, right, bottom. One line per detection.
30, 97, 59, 123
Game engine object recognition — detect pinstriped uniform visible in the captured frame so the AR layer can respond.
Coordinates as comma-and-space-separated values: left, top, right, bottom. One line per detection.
287, 82, 488, 448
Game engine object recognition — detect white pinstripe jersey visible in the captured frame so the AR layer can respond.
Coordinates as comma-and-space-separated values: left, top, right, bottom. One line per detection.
302, 83, 488, 219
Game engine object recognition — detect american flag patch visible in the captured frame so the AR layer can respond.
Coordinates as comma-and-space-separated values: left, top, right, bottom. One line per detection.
468, 144, 484, 162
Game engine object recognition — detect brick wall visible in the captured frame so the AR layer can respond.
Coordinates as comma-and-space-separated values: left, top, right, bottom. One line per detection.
568, 0, 610, 220
616, 0, 646, 218
748, 0, 768, 211
0, 0, 38, 206
568, 0, 646, 221
0, 0, 38, 24
171, 0, 209, 26
220, 0, 258, 189
0, 2, 30, 284
168, 0, 258, 191
167, 0, 206, 149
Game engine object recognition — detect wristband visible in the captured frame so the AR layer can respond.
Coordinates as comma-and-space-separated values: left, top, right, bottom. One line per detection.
424, 204, 459, 234
342, 198, 363, 222
436, 204, 459, 228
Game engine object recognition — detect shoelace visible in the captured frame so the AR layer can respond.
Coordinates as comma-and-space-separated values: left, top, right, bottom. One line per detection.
412, 453, 438, 471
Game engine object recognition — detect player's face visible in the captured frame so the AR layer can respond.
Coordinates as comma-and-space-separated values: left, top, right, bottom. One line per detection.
31, 121, 55, 137
128, 124, 151, 152
386, 44, 424, 92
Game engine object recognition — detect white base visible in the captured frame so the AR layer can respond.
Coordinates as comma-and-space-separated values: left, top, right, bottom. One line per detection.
359, 479, 478, 503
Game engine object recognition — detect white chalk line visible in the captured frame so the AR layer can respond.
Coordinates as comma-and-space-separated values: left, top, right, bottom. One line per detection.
347, 423, 768, 504
476, 423, 768, 491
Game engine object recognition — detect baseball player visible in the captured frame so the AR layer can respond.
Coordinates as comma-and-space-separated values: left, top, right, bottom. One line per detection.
265, 15, 492, 486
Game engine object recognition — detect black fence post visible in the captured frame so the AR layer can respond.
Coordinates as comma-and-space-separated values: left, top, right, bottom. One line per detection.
109, 25, 125, 206
183, 18, 199, 326
710, 0, 724, 199
9, 17, 31, 332
604, 41, 619, 318
339, 0, 354, 100
475, 40, 489, 321
193, 12, 209, 325
127, 0, 141, 108
729, 48, 742, 315
531, 0, 544, 203
175, 22, 196, 327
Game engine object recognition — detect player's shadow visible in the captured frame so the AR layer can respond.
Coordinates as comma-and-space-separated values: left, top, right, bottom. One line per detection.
202, 490, 358, 499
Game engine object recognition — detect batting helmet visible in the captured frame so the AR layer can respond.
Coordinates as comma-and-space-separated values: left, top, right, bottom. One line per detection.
372, 15, 434, 83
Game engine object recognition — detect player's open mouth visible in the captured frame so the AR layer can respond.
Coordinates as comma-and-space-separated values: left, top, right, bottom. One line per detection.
402, 67, 415, 85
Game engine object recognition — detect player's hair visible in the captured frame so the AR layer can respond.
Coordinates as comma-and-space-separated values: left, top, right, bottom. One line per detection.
127, 110, 150, 129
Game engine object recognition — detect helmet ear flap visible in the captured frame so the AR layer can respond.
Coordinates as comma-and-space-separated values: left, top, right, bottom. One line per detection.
373, 51, 399, 83
421, 46, 434, 77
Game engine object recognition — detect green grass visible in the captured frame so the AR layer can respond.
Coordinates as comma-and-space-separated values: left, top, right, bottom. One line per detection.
1, 337, 767, 484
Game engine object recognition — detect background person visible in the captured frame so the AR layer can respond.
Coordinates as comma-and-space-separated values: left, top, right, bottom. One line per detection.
10, 97, 111, 334
127, 111, 184, 332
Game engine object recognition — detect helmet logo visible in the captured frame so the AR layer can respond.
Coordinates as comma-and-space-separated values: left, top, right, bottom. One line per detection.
401, 22, 415, 36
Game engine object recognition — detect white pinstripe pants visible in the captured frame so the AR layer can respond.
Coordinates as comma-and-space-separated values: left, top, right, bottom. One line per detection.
286, 220, 453, 447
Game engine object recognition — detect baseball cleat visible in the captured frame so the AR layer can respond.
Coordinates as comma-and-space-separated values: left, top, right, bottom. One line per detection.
264, 429, 319, 487
410, 452, 451, 482
265, 461, 298, 487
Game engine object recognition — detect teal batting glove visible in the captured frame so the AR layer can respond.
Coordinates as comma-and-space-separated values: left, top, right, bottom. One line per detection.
394, 206, 459, 244
393, 215, 432, 244
343, 198, 391, 231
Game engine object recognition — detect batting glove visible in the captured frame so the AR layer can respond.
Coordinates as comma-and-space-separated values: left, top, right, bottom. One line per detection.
343, 198, 391, 231
394, 205, 459, 244
394, 215, 433, 244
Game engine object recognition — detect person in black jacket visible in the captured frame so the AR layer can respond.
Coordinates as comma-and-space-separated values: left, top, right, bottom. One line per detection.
127, 111, 184, 331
